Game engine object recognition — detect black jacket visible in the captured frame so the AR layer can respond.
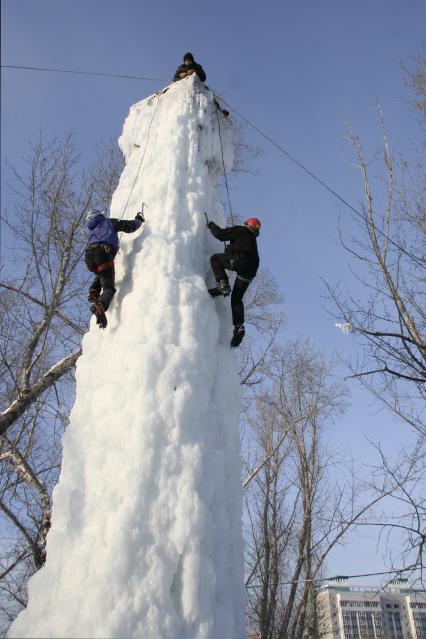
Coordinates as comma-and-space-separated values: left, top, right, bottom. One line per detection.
208, 222, 260, 277
173, 61, 206, 82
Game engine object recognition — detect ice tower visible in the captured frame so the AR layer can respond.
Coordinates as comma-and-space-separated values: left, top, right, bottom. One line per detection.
9, 77, 245, 639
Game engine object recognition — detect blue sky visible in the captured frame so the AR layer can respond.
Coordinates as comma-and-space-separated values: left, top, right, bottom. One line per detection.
1, 0, 425, 581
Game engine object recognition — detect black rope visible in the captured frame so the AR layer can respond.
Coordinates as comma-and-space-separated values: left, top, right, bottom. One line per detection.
246, 567, 417, 588
1, 64, 162, 83
217, 95, 424, 269
214, 97, 234, 225
120, 93, 161, 219
4, 63, 422, 267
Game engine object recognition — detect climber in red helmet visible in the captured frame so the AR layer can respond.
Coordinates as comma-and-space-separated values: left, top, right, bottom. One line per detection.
206, 216, 261, 347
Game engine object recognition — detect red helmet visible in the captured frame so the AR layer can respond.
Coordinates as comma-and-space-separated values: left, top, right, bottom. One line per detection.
244, 217, 261, 230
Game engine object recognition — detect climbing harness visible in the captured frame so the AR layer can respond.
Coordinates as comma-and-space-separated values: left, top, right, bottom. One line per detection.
236, 274, 252, 284
120, 93, 161, 219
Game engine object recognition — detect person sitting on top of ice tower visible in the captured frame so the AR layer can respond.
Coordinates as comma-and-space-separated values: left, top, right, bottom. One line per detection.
207, 216, 261, 348
84, 208, 145, 329
173, 52, 206, 83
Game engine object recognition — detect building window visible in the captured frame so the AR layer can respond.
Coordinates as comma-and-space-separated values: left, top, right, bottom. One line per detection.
342, 611, 360, 639
373, 612, 383, 638
358, 611, 376, 637
413, 612, 426, 638
387, 612, 404, 639
363, 601, 379, 608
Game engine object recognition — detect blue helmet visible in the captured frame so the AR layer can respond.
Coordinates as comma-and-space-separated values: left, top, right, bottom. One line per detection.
86, 209, 105, 224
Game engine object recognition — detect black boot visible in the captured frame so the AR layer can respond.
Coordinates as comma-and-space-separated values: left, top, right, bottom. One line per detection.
88, 289, 99, 304
208, 278, 231, 297
230, 324, 245, 348
90, 301, 107, 329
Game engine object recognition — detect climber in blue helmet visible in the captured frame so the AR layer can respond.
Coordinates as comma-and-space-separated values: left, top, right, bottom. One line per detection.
84, 208, 145, 328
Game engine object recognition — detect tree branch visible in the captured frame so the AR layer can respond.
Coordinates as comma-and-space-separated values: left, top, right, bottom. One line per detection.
0, 349, 81, 436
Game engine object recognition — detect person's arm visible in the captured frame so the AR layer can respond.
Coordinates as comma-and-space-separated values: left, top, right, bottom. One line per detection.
111, 214, 143, 234
87, 213, 104, 230
192, 62, 206, 82
173, 65, 187, 81
207, 221, 236, 242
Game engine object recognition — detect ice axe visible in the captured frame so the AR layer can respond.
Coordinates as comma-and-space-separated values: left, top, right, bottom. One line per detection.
138, 202, 147, 222
204, 212, 227, 248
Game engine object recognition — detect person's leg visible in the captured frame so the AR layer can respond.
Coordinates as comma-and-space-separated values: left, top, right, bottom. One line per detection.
210, 253, 233, 295
85, 249, 102, 302
97, 264, 116, 311
88, 276, 102, 302
88, 246, 116, 311
230, 276, 250, 326
210, 253, 233, 283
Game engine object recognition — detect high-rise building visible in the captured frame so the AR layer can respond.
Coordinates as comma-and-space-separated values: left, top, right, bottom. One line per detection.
317, 577, 426, 638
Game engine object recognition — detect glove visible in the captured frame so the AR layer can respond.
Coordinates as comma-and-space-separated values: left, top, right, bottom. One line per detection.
136, 212, 145, 223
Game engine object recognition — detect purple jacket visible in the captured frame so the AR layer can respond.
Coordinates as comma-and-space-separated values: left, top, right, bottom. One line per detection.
87, 214, 142, 253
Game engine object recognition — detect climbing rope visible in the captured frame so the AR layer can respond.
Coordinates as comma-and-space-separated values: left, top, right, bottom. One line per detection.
214, 95, 234, 226
6, 63, 422, 267
215, 94, 424, 269
120, 92, 161, 219
2, 64, 162, 83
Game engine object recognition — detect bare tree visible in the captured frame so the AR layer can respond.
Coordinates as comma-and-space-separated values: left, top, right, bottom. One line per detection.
90, 138, 125, 210
402, 51, 426, 121
211, 94, 264, 181
242, 341, 407, 639
244, 341, 375, 638
344, 438, 426, 585
320, 60, 426, 621
230, 118, 264, 177
0, 134, 122, 634
1, 135, 89, 434
328, 110, 425, 437
237, 268, 284, 397
0, 135, 125, 436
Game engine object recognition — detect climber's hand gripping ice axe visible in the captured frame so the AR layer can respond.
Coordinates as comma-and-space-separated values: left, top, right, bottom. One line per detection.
205, 211, 227, 248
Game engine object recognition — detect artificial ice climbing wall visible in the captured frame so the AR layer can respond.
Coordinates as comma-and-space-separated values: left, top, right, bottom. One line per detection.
9, 77, 245, 639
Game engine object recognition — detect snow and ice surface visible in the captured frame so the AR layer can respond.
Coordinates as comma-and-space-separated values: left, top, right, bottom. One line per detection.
9, 77, 245, 639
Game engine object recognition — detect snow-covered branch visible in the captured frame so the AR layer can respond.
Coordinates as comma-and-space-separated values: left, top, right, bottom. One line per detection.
0, 349, 81, 436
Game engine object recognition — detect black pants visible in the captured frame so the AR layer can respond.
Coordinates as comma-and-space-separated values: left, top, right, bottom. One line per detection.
210, 253, 251, 326
84, 244, 116, 311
